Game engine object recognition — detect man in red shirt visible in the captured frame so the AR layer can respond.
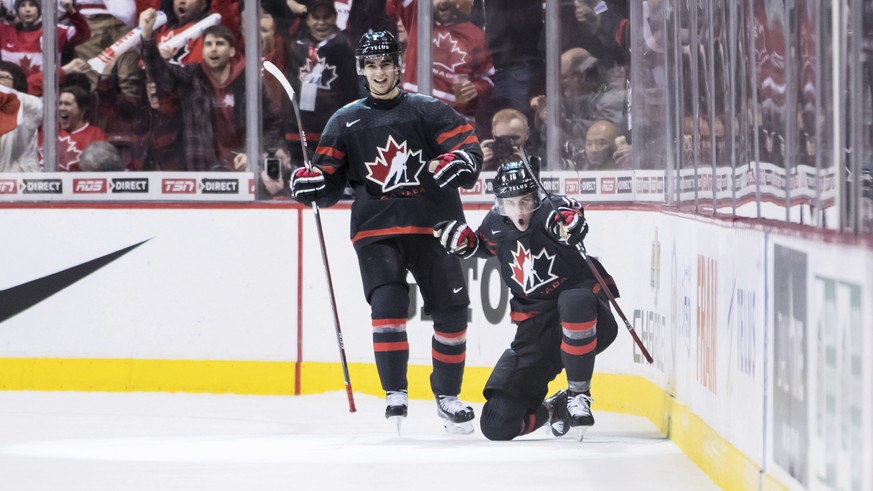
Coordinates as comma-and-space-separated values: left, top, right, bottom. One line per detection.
140, 8, 280, 170
39, 85, 108, 171
388, 0, 494, 125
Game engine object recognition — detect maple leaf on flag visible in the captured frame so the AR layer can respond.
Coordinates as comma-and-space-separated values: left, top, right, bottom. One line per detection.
0, 86, 22, 137
19, 55, 37, 78
432, 32, 467, 73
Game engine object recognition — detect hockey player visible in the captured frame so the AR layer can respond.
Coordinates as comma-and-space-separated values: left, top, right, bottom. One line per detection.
290, 31, 483, 434
433, 159, 619, 440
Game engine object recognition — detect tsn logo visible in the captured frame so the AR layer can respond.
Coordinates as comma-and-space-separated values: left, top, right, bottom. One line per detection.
459, 179, 484, 195
0, 180, 17, 194
73, 179, 108, 193
564, 178, 580, 195
162, 179, 197, 194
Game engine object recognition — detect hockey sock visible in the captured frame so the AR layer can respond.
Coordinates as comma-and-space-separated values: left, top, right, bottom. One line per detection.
558, 288, 598, 393
372, 317, 409, 392
429, 307, 467, 396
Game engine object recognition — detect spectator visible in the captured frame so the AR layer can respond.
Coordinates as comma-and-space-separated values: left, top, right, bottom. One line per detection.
257, 138, 293, 200
260, 0, 306, 39
79, 140, 124, 171
284, 0, 360, 162
0, 60, 42, 172
581, 119, 619, 170
140, 9, 281, 170
124, 78, 185, 170
155, 0, 241, 67
528, 48, 627, 170
562, 0, 630, 71
480, 107, 533, 171
0, 0, 90, 78
474, 0, 545, 138
345, 0, 396, 43
39, 84, 108, 171
72, 0, 142, 98
389, 0, 494, 126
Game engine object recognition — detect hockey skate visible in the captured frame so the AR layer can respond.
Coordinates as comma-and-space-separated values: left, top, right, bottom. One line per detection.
543, 389, 570, 437
567, 391, 594, 441
385, 390, 408, 436
435, 395, 475, 435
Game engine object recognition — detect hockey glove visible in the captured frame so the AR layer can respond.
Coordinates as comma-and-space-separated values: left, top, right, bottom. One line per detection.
290, 166, 326, 205
433, 220, 479, 258
429, 150, 477, 189
546, 207, 588, 245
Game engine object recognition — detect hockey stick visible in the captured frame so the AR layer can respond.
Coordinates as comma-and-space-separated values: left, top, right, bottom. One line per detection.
516, 149, 654, 364
263, 60, 357, 412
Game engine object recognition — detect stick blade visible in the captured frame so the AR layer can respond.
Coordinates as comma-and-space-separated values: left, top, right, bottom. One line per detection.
262, 60, 296, 100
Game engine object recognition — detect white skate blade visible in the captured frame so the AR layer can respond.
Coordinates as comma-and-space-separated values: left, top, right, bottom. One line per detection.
576, 426, 591, 442
441, 419, 474, 435
388, 415, 404, 437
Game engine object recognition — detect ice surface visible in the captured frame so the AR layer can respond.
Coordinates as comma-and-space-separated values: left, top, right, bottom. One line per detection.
0, 391, 719, 490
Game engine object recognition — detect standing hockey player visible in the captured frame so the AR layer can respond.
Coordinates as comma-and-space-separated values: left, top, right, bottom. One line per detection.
290, 31, 483, 434
433, 159, 619, 440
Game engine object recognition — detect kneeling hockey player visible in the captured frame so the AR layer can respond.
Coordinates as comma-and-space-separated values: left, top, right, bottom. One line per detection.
433, 159, 619, 440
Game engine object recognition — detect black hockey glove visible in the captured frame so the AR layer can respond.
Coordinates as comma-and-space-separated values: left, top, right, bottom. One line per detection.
433, 220, 479, 258
290, 167, 326, 205
429, 150, 476, 188
545, 207, 588, 246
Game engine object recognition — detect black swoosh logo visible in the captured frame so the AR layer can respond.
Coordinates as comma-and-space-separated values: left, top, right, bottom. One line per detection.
0, 239, 150, 324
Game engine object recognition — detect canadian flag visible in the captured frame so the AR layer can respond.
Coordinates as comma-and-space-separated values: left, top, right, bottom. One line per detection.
0, 85, 23, 138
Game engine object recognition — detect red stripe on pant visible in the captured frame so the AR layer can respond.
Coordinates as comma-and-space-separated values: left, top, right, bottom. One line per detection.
432, 350, 465, 363
375, 341, 410, 352
561, 339, 597, 356
372, 318, 407, 328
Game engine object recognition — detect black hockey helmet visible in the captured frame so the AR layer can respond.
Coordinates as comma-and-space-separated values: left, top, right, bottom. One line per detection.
355, 30, 402, 74
493, 159, 542, 216
494, 159, 539, 198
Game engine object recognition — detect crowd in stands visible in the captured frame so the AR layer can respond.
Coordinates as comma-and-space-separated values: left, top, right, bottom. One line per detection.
0, 0, 634, 189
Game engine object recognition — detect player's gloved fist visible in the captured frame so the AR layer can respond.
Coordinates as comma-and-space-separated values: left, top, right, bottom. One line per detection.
429, 150, 476, 188
290, 166, 325, 204
433, 220, 478, 258
546, 207, 588, 245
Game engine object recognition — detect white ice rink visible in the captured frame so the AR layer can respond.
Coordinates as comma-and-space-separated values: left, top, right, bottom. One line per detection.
0, 391, 720, 490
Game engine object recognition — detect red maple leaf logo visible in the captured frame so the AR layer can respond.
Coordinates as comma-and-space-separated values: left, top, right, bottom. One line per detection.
364, 135, 425, 192
509, 242, 559, 294
432, 32, 468, 73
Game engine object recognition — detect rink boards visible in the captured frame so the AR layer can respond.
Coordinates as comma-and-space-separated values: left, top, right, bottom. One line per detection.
0, 203, 871, 491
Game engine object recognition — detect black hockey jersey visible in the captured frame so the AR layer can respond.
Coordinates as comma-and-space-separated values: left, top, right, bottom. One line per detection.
312, 91, 483, 249
286, 31, 361, 144
473, 196, 620, 321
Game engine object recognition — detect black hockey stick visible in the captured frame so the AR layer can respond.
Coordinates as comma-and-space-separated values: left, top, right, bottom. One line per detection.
516, 148, 654, 364
263, 60, 357, 412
